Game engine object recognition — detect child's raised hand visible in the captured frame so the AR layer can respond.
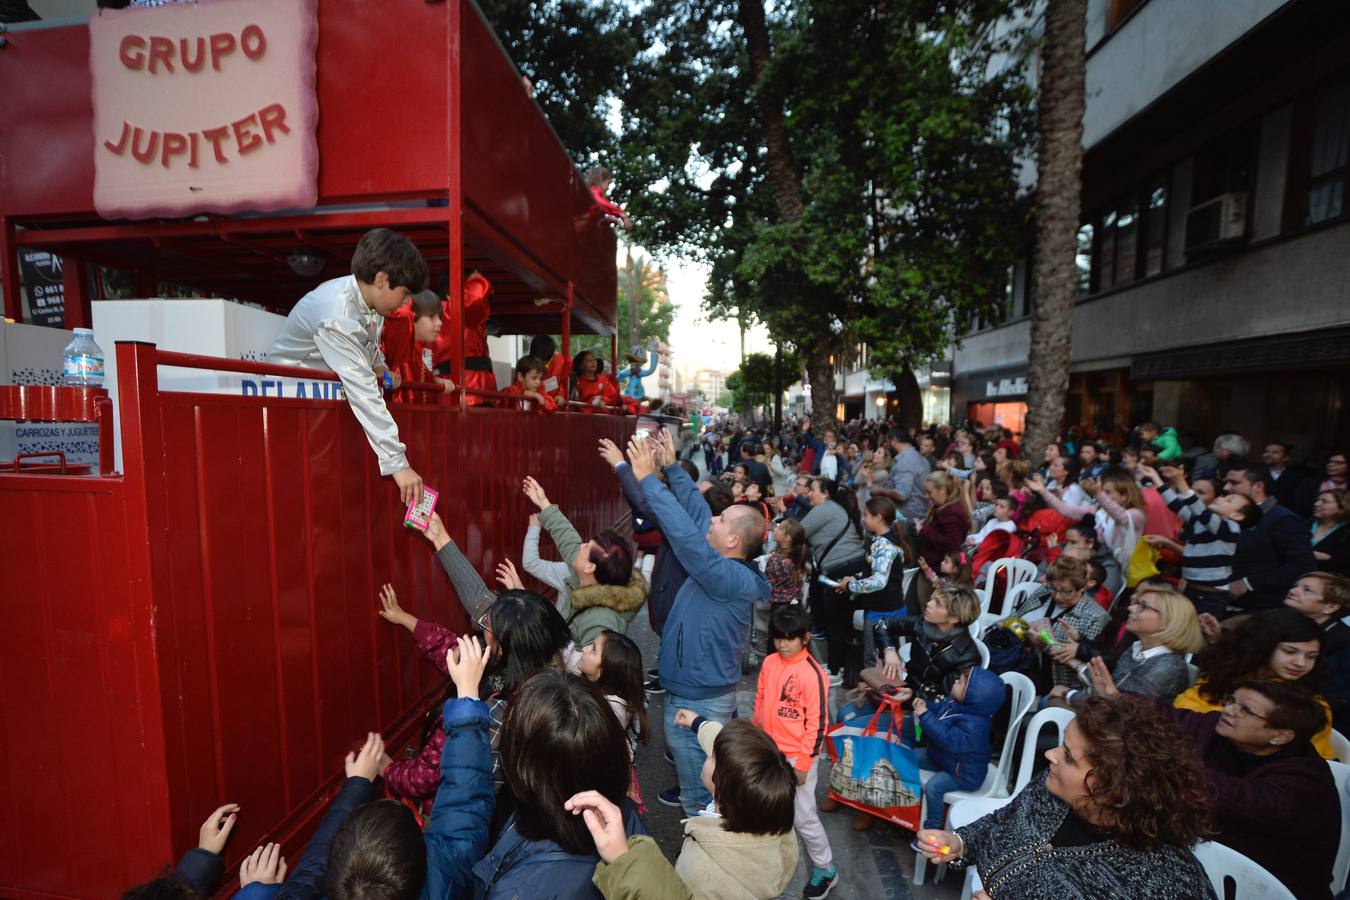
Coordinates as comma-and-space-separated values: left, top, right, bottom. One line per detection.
345, 732, 386, 782
496, 559, 525, 592
626, 436, 659, 480
522, 476, 551, 510
1198, 612, 1223, 644
564, 790, 630, 864
912, 697, 928, 717
377, 584, 416, 631
529, 513, 541, 528
197, 802, 239, 855
448, 635, 489, 700
239, 842, 287, 887
674, 708, 698, 729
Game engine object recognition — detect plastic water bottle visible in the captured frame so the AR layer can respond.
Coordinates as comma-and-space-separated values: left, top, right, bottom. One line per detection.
62, 328, 106, 387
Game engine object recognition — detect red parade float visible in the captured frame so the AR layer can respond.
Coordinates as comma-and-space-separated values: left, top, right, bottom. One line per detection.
0, 1, 628, 896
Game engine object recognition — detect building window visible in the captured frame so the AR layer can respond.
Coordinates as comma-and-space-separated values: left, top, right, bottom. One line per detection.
1075, 223, 1095, 297
1098, 209, 1117, 287
1142, 176, 1168, 276
1108, 0, 1147, 31
1112, 196, 1138, 286
1305, 78, 1349, 225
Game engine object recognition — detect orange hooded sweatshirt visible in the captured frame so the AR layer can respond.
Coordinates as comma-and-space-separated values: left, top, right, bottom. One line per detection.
753, 647, 830, 774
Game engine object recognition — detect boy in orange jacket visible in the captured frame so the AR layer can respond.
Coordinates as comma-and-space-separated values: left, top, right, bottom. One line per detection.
754, 603, 838, 898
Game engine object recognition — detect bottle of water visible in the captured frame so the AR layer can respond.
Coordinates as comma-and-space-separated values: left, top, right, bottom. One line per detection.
62, 328, 106, 387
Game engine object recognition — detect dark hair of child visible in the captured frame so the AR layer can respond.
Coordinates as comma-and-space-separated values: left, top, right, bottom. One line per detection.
1068, 521, 1097, 546
1194, 608, 1327, 704
488, 589, 573, 694
585, 165, 613, 188
1086, 559, 1107, 588
499, 670, 630, 854
678, 459, 700, 481
592, 629, 649, 742
350, 227, 429, 293
864, 495, 914, 563
529, 334, 556, 360
588, 530, 634, 586
515, 354, 546, 377
769, 603, 812, 641
703, 480, 735, 516
774, 517, 807, 571
326, 800, 426, 900
940, 548, 974, 585
572, 350, 606, 376
710, 720, 797, 836
121, 872, 198, 900
410, 289, 441, 320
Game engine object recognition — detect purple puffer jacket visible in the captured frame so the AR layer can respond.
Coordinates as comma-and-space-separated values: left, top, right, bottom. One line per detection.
383, 620, 459, 806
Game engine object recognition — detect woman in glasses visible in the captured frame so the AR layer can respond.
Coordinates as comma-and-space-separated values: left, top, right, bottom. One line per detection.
1172, 607, 1334, 758
1092, 670, 1338, 900
1047, 586, 1205, 703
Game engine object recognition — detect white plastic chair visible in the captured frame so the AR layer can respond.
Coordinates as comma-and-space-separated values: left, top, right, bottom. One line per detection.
947, 796, 1012, 900
1330, 729, 1350, 765
1002, 580, 1044, 617
1190, 841, 1296, 899
973, 636, 990, 670
1330, 760, 1350, 893
912, 672, 1036, 885
987, 558, 1039, 615
1012, 706, 1076, 796
974, 586, 992, 616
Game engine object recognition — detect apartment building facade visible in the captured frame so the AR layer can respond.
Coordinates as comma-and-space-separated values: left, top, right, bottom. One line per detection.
952, 0, 1350, 458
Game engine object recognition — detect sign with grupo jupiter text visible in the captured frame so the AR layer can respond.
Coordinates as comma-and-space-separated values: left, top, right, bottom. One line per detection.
89, 0, 319, 219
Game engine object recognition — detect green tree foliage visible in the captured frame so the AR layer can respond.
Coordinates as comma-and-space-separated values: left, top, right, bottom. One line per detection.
727, 349, 801, 414
479, 0, 1034, 427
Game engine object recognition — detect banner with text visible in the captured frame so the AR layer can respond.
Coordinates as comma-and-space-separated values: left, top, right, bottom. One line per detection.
89, 0, 319, 219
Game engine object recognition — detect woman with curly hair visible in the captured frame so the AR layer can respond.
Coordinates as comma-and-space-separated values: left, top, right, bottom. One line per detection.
916, 694, 1215, 898
1175, 607, 1335, 757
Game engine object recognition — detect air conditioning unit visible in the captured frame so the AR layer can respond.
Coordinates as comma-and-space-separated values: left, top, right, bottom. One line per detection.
1184, 192, 1248, 258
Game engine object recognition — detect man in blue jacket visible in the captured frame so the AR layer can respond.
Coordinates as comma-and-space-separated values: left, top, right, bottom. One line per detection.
627, 434, 770, 815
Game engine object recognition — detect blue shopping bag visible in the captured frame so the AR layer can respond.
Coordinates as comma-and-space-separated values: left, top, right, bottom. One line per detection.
825, 695, 922, 829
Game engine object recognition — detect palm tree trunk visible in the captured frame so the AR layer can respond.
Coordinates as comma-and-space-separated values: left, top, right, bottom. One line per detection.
625, 242, 640, 350
1024, 0, 1086, 457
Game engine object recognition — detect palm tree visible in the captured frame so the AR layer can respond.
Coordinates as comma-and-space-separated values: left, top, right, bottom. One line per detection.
1024, 0, 1086, 457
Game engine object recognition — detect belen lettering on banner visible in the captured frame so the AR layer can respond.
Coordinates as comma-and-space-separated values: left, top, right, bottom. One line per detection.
89, 0, 319, 219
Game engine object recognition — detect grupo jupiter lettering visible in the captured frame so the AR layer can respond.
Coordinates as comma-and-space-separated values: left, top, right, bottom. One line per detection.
100, 24, 293, 170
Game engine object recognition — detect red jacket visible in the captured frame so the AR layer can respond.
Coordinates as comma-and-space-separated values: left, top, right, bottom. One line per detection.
542, 352, 571, 406
379, 306, 439, 404
382, 620, 459, 806
590, 184, 626, 220
920, 503, 971, 569
501, 381, 556, 414
430, 273, 492, 367
575, 373, 620, 411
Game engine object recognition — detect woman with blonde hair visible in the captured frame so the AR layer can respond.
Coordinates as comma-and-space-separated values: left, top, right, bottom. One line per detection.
1027, 464, 1147, 571
1051, 587, 1204, 703
915, 471, 971, 607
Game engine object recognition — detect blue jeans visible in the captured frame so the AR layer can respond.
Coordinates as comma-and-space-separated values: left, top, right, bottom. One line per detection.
913, 748, 974, 830
665, 690, 737, 815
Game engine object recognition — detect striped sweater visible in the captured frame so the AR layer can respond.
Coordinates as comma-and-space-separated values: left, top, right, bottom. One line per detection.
753, 648, 830, 773
1163, 488, 1239, 586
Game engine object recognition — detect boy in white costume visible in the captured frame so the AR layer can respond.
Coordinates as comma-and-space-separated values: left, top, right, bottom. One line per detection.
268, 227, 428, 505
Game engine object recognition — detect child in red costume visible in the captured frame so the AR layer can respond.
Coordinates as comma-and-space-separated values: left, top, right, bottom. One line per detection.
586, 166, 631, 228
379, 290, 456, 404
501, 355, 556, 414
431, 271, 494, 407
530, 334, 571, 408
572, 349, 620, 413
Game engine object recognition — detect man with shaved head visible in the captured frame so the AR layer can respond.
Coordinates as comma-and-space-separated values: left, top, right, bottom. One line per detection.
627, 434, 771, 815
